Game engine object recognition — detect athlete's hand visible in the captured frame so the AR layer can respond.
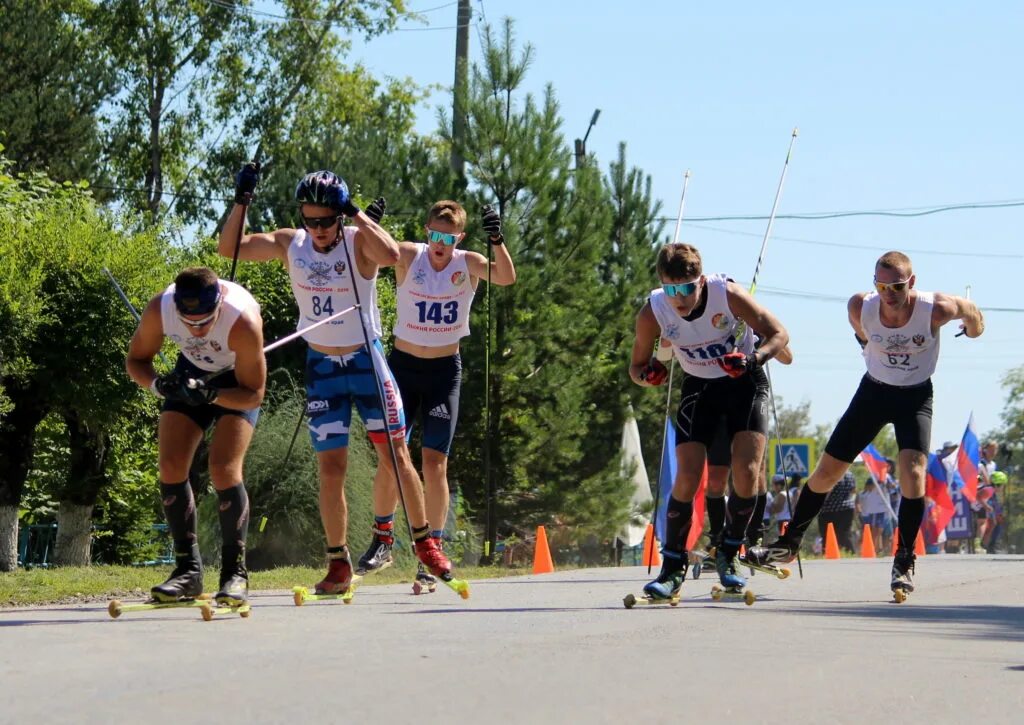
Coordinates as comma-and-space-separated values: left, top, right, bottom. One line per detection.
182, 378, 218, 406
718, 352, 758, 378
638, 359, 668, 386
234, 161, 261, 205
153, 371, 189, 401
481, 204, 503, 244
365, 196, 387, 224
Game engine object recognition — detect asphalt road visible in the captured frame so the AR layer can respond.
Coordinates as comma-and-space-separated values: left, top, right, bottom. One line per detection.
2, 556, 1022, 724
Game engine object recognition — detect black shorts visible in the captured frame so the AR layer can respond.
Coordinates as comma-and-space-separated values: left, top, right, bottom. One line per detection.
675, 368, 769, 449
825, 374, 933, 463
707, 417, 731, 467
160, 354, 260, 431
388, 348, 462, 455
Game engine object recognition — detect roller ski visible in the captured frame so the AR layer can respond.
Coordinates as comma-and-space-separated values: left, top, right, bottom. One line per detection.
624, 553, 684, 608
108, 593, 211, 619
709, 546, 755, 606
890, 551, 915, 604
689, 546, 717, 580
149, 547, 204, 603
745, 535, 800, 568
737, 553, 791, 580
412, 563, 437, 595
415, 536, 470, 599
296, 554, 361, 604
199, 600, 252, 621
356, 521, 395, 576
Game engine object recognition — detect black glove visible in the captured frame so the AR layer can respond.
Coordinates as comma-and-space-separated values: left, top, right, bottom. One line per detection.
718, 351, 759, 378
153, 371, 189, 402
481, 204, 503, 244
234, 161, 261, 205
365, 196, 387, 224
182, 377, 218, 406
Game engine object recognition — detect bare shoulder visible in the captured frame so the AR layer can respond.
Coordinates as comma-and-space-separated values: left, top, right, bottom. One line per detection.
848, 291, 869, 310
930, 291, 960, 323
231, 308, 264, 349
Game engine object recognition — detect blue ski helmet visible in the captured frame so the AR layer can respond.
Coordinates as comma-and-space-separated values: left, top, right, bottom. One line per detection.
295, 170, 348, 211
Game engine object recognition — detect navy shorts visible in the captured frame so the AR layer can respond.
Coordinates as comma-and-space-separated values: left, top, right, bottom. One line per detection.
825, 375, 932, 462
161, 354, 260, 430
388, 348, 462, 456
675, 368, 769, 448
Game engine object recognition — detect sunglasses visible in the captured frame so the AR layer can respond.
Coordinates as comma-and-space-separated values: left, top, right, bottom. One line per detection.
427, 228, 460, 246
662, 280, 699, 297
873, 278, 911, 293
177, 309, 218, 328
303, 214, 340, 230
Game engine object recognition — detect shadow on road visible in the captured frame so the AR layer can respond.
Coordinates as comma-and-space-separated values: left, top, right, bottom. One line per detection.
766, 603, 1024, 642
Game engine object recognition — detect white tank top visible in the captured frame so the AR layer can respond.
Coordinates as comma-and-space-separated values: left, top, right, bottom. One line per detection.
287, 226, 382, 346
394, 245, 474, 346
649, 274, 754, 379
861, 291, 939, 386
160, 280, 258, 371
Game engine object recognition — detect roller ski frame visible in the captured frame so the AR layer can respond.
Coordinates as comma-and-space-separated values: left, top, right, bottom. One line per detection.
710, 584, 756, 606
107, 593, 211, 618
439, 572, 470, 599
689, 549, 717, 580
623, 592, 681, 609
199, 601, 251, 621
738, 555, 791, 580
292, 575, 363, 605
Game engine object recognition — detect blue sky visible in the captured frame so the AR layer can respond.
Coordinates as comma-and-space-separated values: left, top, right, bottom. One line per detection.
345, 1, 1024, 443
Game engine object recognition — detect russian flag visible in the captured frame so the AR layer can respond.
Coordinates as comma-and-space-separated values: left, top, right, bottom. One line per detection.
656, 418, 707, 551
860, 444, 890, 486
925, 453, 956, 533
957, 413, 980, 504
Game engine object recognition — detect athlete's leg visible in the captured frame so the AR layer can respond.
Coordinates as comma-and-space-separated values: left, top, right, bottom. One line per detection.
719, 430, 765, 561
422, 448, 450, 535
208, 412, 256, 602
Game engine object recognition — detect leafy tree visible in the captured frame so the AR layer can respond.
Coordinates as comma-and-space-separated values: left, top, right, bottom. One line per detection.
0, 0, 115, 182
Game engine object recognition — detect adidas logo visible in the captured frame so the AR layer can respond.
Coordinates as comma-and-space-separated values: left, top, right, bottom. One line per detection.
428, 404, 451, 420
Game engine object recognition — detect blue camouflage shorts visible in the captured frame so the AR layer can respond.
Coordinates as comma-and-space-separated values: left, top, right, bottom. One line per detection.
305, 339, 406, 452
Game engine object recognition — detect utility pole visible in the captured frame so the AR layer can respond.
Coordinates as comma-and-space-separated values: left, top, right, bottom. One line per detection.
451, 0, 471, 179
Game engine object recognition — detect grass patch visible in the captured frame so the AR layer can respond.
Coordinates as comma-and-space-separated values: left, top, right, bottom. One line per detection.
0, 564, 534, 607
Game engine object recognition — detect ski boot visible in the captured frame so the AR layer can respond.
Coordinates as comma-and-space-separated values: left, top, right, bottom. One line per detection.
745, 535, 800, 567
414, 536, 452, 578
356, 521, 394, 575
315, 554, 354, 595
151, 546, 204, 603
714, 544, 747, 591
891, 550, 916, 603
413, 562, 438, 595
216, 565, 248, 606
643, 552, 686, 601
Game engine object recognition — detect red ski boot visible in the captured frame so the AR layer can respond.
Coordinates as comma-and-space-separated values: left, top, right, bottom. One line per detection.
414, 536, 452, 578
315, 555, 354, 595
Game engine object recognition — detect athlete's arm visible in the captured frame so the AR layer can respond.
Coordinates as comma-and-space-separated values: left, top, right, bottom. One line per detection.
218, 204, 293, 263
725, 283, 789, 365
215, 311, 267, 411
353, 214, 400, 272
629, 302, 662, 386
125, 295, 166, 391
394, 241, 419, 287
932, 292, 984, 338
847, 293, 869, 345
776, 345, 794, 365
465, 243, 517, 286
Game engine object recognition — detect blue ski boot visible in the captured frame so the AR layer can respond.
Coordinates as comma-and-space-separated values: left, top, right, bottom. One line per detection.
643, 551, 686, 601
714, 541, 747, 590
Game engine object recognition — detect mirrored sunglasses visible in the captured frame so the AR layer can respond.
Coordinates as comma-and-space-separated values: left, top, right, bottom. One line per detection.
303, 214, 340, 230
427, 229, 460, 246
662, 281, 699, 297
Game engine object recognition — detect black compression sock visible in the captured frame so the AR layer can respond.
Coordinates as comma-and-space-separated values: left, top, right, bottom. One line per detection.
160, 480, 197, 553
746, 493, 768, 544
664, 496, 693, 555
787, 486, 827, 541
706, 496, 726, 541
897, 496, 925, 553
217, 484, 250, 567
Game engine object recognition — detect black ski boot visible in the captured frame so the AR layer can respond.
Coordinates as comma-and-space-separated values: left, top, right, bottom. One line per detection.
151, 546, 203, 603
216, 550, 248, 606
356, 521, 394, 575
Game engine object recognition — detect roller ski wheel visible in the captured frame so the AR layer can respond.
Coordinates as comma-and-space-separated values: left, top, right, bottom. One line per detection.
292, 576, 362, 605
199, 601, 252, 621
710, 584, 756, 606
412, 579, 437, 595
892, 586, 909, 604
623, 592, 680, 609
438, 572, 470, 599
107, 593, 212, 619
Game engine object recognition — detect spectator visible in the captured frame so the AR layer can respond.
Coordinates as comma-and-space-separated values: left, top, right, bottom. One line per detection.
769, 474, 791, 535
857, 478, 889, 554
974, 442, 1001, 552
819, 471, 857, 553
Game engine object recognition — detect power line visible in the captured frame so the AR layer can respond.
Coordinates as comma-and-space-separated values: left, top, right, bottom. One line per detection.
658, 198, 1024, 223
686, 222, 1024, 260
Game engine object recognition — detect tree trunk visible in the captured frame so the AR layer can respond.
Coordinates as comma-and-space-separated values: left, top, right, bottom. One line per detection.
0, 380, 47, 571
54, 502, 94, 566
0, 506, 19, 571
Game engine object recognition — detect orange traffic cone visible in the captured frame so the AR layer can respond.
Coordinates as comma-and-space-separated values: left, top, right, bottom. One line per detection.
641, 523, 662, 568
914, 530, 926, 556
860, 524, 876, 558
824, 522, 840, 559
891, 531, 899, 556
532, 525, 554, 574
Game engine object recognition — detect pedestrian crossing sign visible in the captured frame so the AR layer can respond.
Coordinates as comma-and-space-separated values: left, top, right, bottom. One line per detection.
768, 438, 816, 480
